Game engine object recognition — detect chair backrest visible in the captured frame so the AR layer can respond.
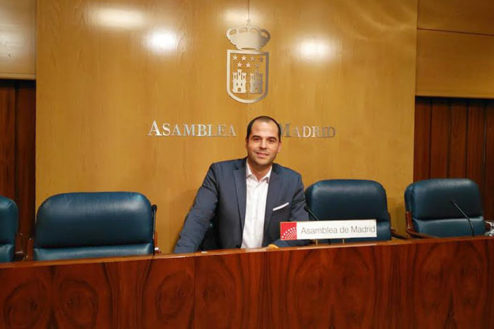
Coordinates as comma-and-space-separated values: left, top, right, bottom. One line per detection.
404, 178, 484, 237
305, 179, 391, 241
0, 196, 18, 262
34, 192, 155, 261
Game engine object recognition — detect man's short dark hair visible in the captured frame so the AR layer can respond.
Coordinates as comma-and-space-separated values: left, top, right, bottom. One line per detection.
246, 116, 282, 141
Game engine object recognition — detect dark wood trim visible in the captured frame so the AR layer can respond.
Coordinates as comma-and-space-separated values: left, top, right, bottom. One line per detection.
0, 79, 35, 257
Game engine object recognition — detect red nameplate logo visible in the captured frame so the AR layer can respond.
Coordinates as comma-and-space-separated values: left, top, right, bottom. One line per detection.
280, 222, 297, 240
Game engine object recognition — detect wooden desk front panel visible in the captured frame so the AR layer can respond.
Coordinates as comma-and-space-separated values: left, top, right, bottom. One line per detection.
0, 238, 493, 329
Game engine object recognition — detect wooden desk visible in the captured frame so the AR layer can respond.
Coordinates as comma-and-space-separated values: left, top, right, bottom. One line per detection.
0, 237, 493, 329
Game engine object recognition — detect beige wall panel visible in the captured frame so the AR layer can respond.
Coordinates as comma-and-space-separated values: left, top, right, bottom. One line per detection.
37, 0, 417, 253
0, 0, 36, 79
418, 0, 494, 35
416, 29, 494, 98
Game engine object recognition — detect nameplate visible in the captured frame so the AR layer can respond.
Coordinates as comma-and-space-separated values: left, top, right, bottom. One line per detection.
280, 220, 377, 240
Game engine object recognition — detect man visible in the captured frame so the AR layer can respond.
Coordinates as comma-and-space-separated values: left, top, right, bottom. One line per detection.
174, 116, 308, 253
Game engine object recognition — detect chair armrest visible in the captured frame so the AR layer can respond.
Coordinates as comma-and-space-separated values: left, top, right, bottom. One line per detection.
153, 230, 161, 254
406, 228, 436, 239
390, 228, 408, 240
151, 204, 161, 254
14, 232, 30, 261
484, 220, 494, 236
23, 238, 34, 261
405, 210, 436, 238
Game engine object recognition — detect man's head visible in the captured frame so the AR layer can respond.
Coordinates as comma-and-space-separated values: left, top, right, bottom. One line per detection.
245, 116, 282, 171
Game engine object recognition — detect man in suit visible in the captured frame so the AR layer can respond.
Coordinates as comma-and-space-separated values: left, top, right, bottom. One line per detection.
174, 116, 309, 253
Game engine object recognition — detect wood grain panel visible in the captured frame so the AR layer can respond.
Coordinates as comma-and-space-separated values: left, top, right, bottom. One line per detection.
52, 263, 112, 328
195, 252, 265, 329
0, 80, 36, 256
0, 266, 52, 328
0, 81, 15, 199
0, 0, 36, 79
418, 0, 494, 35
0, 239, 493, 328
15, 81, 35, 241
429, 99, 449, 178
266, 249, 333, 329
414, 97, 494, 224
37, 0, 417, 251
484, 103, 494, 219
142, 257, 194, 329
466, 101, 486, 189
414, 97, 431, 181
416, 30, 494, 98
448, 99, 467, 177
266, 246, 398, 329
410, 240, 491, 328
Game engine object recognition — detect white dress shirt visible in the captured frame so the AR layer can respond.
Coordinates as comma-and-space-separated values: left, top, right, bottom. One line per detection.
241, 162, 271, 248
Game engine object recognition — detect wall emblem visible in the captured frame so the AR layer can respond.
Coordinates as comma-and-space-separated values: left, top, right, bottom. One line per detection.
226, 23, 270, 104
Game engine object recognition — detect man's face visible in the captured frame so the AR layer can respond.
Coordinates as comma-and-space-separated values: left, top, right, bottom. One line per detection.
246, 120, 281, 169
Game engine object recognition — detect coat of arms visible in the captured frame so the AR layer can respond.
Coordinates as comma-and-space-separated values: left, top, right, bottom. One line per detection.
226, 23, 270, 104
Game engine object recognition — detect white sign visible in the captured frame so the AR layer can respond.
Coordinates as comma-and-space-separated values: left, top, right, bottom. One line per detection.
280, 220, 377, 240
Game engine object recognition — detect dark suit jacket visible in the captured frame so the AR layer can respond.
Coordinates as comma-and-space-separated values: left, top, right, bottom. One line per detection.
174, 158, 309, 253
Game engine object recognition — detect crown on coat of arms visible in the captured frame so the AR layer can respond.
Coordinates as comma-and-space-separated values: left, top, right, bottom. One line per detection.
226, 23, 270, 50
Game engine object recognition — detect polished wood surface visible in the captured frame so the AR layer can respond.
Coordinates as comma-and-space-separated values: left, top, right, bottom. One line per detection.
0, 81, 16, 198
36, 0, 417, 252
414, 97, 494, 220
416, 29, 494, 98
418, 0, 494, 35
14, 81, 36, 249
0, 238, 494, 328
0, 0, 36, 79
0, 80, 35, 256
416, 0, 494, 97
485, 104, 494, 218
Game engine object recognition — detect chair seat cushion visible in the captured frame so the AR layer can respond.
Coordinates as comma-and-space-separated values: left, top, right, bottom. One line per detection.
0, 245, 14, 263
34, 243, 153, 261
413, 217, 485, 237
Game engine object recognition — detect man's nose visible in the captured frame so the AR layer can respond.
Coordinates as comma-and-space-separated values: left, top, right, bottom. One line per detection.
260, 139, 267, 148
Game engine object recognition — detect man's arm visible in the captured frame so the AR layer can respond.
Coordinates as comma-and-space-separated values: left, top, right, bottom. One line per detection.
273, 174, 310, 247
174, 165, 219, 253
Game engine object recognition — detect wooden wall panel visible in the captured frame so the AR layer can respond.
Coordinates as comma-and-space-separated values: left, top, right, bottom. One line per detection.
414, 98, 431, 181
15, 81, 36, 240
0, 0, 36, 79
418, 0, 494, 35
37, 0, 418, 252
0, 81, 16, 198
484, 104, 494, 219
416, 30, 494, 98
414, 97, 493, 221
448, 100, 467, 177
429, 100, 449, 178
466, 101, 486, 190
0, 80, 36, 255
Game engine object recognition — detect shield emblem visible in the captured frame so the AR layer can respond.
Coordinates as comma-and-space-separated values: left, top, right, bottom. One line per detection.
226, 49, 269, 104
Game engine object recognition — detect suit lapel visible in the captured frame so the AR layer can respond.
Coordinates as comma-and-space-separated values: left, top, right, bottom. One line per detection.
263, 165, 282, 234
233, 161, 247, 230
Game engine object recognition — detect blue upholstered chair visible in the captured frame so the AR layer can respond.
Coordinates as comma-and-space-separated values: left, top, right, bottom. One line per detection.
405, 178, 486, 238
34, 192, 157, 261
305, 179, 394, 242
0, 195, 18, 262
